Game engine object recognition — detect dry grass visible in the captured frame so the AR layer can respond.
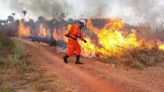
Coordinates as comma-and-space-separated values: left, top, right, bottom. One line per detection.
99, 46, 164, 70
0, 31, 71, 92
0, 84, 14, 92
122, 47, 164, 69
0, 31, 36, 91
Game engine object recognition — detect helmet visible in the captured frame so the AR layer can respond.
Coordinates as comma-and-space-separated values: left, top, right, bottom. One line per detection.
79, 19, 86, 26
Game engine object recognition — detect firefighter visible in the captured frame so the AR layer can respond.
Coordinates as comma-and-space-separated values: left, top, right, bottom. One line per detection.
63, 19, 87, 64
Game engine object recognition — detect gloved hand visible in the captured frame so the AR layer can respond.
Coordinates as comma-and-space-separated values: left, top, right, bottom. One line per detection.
83, 39, 87, 43
65, 34, 69, 37
65, 34, 77, 40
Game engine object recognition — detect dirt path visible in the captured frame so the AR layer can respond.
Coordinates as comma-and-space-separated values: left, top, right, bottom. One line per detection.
23, 40, 164, 92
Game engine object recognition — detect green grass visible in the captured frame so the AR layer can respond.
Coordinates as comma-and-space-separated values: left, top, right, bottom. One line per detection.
0, 40, 29, 73
14, 40, 27, 60
0, 32, 28, 67
0, 31, 28, 91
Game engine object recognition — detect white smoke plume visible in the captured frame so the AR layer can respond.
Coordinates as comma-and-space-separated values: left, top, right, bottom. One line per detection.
4, 0, 164, 25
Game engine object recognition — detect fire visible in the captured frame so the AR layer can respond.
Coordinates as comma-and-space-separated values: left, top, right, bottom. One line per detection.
38, 24, 47, 38
63, 24, 72, 42
18, 20, 30, 37
64, 19, 163, 57
104, 19, 124, 30
79, 19, 141, 57
79, 38, 97, 57
159, 44, 164, 51
53, 27, 66, 41
97, 29, 140, 56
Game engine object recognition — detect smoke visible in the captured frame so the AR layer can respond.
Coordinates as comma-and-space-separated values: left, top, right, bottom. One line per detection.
5, 0, 111, 19
5, 0, 164, 25
7, 0, 72, 19
82, 0, 110, 18
119, 0, 164, 25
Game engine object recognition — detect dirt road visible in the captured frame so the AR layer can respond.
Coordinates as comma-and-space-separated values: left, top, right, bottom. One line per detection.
23, 40, 164, 92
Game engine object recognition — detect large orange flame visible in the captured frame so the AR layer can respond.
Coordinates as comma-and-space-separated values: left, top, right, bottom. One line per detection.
38, 24, 47, 38
18, 20, 30, 37
53, 28, 66, 41
78, 19, 163, 57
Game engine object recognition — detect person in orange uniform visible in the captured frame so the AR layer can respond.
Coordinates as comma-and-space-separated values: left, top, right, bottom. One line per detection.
63, 19, 87, 64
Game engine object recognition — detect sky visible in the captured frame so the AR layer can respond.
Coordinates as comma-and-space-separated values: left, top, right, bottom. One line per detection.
0, 0, 164, 26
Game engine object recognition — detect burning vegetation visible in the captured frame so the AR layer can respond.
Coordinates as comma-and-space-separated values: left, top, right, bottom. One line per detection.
1, 14, 164, 68
159, 43, 164, 51
79, 19, 164, 58
38, 24, 47, 38
11, 17, 164, 57
18, 20, 30, 37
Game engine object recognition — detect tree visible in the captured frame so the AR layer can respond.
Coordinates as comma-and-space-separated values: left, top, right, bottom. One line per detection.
7, 16, 14, 22
22, 10, 27, 17
11, 13, 15, 17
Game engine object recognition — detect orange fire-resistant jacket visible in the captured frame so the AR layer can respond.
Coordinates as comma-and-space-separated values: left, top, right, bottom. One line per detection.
67, 24, 82, 56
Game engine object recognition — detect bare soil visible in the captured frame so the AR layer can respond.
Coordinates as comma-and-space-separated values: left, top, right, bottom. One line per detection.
23, 40, 164, 92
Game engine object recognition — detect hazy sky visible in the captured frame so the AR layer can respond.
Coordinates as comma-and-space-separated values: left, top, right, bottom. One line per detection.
0, 0, 164, 25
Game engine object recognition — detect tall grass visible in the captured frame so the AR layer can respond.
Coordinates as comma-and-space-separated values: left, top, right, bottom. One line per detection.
0, 40, 28, 66
9, 40, 27, 66
0, 30, 27, 66
0, 31, 28, 91
123, 47, 163, 69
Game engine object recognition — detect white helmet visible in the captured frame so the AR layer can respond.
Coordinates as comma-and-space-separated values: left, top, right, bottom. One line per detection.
79, 19, 86, 26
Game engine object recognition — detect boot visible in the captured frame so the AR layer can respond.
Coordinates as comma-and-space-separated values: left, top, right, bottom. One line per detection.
63, 55, 69, 63
75, 55, 83, 64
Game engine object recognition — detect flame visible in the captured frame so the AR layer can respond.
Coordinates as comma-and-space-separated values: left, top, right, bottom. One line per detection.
87, 19, 99, 34
79, 38, 97, 57
38, 24, 47, 38
104, 19, 124, 30
18, 20, 30, 37
64, 19, 163, 57
79, 19, 141, 57
159, 44, 164, 51
63, 24, 72, 42
53, 27, 66, 41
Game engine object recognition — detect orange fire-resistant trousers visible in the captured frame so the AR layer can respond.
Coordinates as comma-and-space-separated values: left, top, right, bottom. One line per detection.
67, 38, 81, 56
